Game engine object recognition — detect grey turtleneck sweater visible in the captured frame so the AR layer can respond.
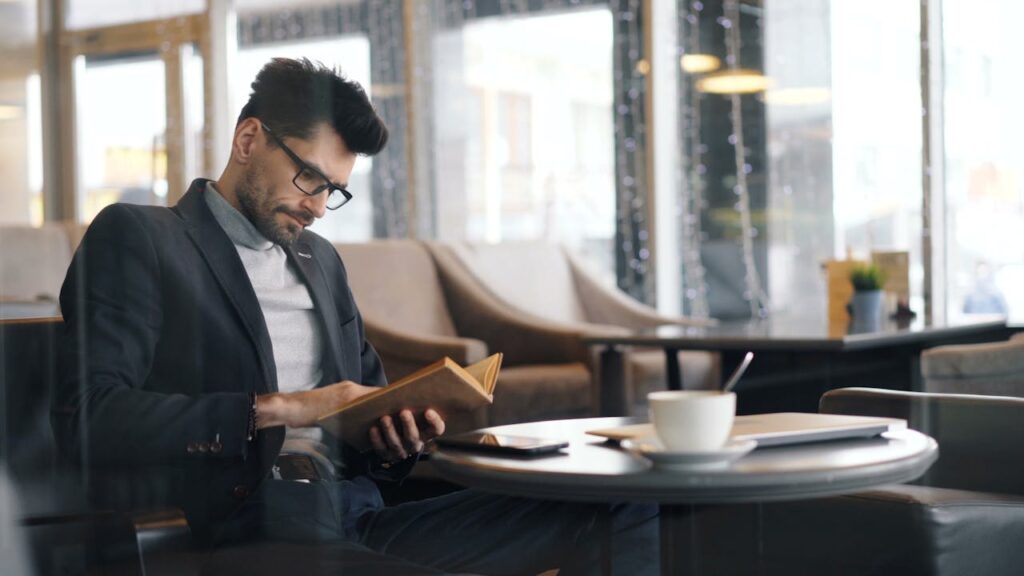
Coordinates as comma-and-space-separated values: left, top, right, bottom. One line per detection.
203, 182, 330, 457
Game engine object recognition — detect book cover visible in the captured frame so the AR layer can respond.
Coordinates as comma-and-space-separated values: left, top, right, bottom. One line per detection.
318, 353, 503, 452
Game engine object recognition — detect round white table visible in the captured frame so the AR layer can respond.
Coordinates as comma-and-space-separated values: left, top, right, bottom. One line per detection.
430, 417, 938, 575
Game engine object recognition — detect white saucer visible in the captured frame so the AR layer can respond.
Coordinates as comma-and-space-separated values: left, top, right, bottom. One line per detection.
621, 437, 758, 470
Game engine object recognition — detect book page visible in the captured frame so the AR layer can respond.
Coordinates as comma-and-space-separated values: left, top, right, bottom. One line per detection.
462, 353, 503, 396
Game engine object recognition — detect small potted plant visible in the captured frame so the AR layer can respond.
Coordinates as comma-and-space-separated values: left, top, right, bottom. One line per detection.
849, 263, 887, 330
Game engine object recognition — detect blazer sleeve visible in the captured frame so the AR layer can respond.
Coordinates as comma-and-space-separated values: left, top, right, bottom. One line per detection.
52, 204, 252, 466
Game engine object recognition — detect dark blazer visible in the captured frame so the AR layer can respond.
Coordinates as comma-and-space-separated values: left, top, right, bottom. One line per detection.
52, 179, 388, 542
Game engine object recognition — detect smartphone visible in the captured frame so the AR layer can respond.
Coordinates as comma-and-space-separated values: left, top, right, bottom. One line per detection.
436, 432, 569, 456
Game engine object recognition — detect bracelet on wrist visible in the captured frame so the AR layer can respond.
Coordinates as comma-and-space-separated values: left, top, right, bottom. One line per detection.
246, 392, 258, 442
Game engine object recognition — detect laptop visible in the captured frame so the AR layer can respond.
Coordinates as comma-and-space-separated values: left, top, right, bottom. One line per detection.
587, 412, 906, 448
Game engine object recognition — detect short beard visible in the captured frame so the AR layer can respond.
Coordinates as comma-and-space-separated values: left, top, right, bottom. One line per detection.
235, 168, 304, 246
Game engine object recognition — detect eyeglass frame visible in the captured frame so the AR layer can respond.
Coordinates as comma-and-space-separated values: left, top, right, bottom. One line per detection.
260, 122, 352, 210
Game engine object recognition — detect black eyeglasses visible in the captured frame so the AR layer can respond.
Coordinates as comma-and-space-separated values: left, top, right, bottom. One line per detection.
261, 123, 352, 210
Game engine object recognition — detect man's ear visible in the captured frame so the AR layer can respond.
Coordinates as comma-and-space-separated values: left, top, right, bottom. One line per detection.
232, 118, 262, 164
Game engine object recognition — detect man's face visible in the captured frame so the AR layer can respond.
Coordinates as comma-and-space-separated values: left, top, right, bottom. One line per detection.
237, 123, 357, 245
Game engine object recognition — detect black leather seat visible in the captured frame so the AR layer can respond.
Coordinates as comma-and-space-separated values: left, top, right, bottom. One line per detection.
1, 317, 193, 575
687, 387, 1024, 575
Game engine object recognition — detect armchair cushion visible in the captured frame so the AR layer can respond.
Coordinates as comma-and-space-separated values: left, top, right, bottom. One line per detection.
490, 363, 592, 425
444, 241, 588, 324
689, 485, 1024, 576
336, 240, 459, 337
921, 337, 1024, 396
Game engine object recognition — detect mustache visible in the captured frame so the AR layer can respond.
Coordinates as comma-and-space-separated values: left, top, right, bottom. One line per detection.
275, 206, 315, 227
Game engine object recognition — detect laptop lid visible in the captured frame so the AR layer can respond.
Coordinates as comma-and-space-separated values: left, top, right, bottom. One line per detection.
588, 412, 906, 447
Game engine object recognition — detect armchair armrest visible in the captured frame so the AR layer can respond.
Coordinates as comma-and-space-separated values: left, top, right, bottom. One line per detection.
565, 250, 715, 329
21, 507, 194, 576
821, 387, 1024, 496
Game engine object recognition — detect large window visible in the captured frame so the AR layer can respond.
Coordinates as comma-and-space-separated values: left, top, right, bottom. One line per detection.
432, 8, 617, 283
943, 0, 1024, 322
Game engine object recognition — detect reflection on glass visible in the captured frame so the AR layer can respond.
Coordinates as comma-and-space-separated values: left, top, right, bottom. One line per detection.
750, 1, 921, 319
943, 0, 1024, 322
235, 36, 373, 243
0, 0, 43, 225
75, 54, 168, 223
831, 1, 922, 312
433, 8, 616, 285
65, 0, 203, 31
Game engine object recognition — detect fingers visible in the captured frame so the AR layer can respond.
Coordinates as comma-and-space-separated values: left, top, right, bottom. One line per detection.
371, 410, 447, 463
378, 415, 408, 460
423, 409, 445, 439
398, 410, 426, 453
369, 425, 389, 460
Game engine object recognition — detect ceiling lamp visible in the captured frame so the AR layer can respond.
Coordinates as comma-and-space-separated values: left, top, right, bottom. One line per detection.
680, 54, 721, 74
696, 69, 773, 94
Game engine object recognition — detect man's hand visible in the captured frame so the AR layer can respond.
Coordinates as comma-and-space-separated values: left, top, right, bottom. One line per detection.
369, 409, 446, 462
255, 380, 377, 429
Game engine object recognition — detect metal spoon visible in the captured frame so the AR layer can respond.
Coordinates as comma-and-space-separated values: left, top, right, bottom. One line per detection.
722, 351, 754, 393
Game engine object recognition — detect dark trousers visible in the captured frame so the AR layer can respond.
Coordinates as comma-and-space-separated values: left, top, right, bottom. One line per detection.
206, 477, 659, 575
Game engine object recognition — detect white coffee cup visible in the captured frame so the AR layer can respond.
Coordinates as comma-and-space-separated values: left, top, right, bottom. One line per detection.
648, 391, 736, 452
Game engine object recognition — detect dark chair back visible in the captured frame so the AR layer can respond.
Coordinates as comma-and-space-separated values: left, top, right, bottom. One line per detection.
0, 317, 90, 514
821, 387, 1024, 496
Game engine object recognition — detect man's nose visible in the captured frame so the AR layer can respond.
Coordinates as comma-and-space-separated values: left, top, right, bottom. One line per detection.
303, 190, 328, 220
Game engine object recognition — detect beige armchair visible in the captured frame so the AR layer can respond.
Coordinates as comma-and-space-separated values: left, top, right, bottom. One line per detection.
335, 240, 594, 427
921, 332, 1024, 396
427, 240, 720, 415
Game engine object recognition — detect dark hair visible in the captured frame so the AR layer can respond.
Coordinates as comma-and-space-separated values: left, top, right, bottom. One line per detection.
237, 57, 388, 155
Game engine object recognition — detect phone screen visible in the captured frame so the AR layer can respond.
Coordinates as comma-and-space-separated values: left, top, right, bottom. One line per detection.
436, 432, 569, 455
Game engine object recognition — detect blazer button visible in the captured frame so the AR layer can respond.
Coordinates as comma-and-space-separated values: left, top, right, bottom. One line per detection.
198, 442, 210, 453
232, 485, 249, 499
186, 442, 199, 454
210, 441, 223, 454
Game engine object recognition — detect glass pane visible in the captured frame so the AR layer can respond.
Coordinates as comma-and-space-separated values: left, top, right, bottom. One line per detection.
183, 44, 206, 182
0, 0, 42, 225
66, 0, 203, 31
830, 1, 922, 309
432, 8, 616, 285
235, 36, 374, 243
943, 0, 1024, 322
75, 53, 168, 223
676, 0, 921, 319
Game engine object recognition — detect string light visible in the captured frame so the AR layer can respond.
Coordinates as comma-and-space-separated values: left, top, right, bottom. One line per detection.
723, 0, 770, 317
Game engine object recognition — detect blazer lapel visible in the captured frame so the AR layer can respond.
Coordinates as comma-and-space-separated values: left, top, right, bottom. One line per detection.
286, 238, 345, 385
174, 179, 278, 393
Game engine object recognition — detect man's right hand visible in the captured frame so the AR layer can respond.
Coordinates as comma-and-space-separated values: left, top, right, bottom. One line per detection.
255, 380, 377, 429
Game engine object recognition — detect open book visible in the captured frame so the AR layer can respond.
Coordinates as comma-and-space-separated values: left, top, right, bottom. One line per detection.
318, 353, 503, 452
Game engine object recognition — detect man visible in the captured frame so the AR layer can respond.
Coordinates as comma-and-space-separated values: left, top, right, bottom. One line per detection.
54, 58, 656, 575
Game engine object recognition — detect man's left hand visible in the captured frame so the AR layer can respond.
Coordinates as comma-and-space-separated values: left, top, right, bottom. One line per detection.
369, 408, 445, 463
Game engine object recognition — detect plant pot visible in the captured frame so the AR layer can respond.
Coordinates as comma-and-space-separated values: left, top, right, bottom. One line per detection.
850, 289, 883, 332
